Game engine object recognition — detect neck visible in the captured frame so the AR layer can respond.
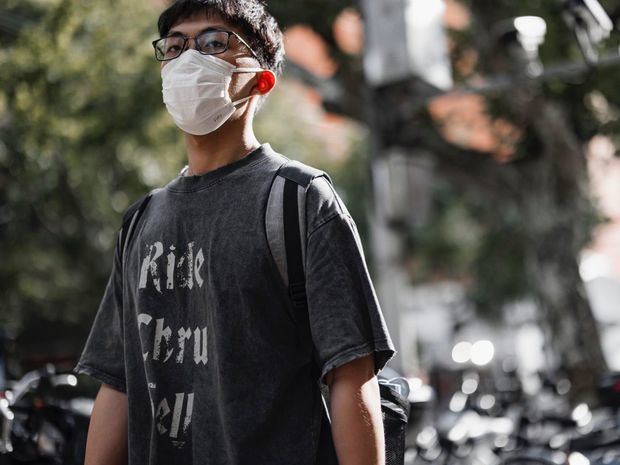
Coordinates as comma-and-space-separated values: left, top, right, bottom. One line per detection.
183, 117, 260, 176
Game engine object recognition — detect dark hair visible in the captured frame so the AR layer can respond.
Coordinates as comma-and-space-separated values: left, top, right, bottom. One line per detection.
157, 0, 285, 78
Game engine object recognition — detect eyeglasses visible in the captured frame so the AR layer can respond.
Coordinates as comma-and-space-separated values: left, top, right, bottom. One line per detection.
152, 28, 260, 62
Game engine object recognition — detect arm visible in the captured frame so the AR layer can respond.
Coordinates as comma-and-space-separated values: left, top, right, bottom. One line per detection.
324, 354, 385, 465
84, 383, 129, 465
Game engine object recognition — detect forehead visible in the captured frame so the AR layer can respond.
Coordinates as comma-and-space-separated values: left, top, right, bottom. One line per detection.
168, 10, 242, 37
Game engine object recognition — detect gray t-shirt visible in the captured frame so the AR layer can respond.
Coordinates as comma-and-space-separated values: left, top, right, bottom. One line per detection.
74, 143, 396, 465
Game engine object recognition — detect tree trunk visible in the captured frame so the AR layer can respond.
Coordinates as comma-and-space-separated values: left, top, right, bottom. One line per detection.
517, 95, 609, 402
526, 228, 608, 403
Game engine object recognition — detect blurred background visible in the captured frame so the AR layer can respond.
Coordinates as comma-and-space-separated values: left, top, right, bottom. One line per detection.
1, 0, 620, 463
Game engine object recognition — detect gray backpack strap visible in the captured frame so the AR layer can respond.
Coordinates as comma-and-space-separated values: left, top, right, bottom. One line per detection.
266, 160, 340, 464
265, 160, 332, 287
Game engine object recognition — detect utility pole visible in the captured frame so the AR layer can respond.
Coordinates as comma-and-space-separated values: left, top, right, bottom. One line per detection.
359, 0, 453, 376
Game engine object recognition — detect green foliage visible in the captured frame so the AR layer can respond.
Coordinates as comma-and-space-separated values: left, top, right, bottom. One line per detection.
455, 0, 620, 149
0, 0, 184, 335
329, 139, 373, 252
468, 221, 531, 322
0, 0, 46, 44
405, 182, 483, 283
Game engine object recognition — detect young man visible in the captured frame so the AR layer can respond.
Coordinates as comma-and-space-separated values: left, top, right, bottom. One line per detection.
74, 1, 396, 464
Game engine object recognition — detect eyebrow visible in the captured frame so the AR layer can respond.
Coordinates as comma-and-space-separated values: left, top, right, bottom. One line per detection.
167, 25, 228, 37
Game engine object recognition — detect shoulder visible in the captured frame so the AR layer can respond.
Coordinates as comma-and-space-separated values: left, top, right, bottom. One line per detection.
114, 188, 164, 261
121, 195, 149, 224
299, 169, 352, 235
266, 148, 353, 231
266, 144, 328, 187
120, 188, 162, 227
305, 176, 354, 235
275, 158, 329, 189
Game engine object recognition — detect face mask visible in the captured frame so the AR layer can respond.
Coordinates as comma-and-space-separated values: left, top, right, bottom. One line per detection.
161, 49, 264, 136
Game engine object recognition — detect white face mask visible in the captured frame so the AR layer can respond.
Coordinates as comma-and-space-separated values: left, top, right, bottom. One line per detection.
161, 49, 264, 136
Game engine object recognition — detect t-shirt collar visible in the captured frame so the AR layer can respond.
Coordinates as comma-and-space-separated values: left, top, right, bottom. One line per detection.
167, 143, 272, 193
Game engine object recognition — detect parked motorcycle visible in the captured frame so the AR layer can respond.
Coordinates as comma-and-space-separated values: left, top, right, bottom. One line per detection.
407, 362, 620, 465
0, 364, 94, 465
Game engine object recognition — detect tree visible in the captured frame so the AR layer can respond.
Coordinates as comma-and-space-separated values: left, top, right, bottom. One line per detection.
382, 0, 615, 400
266, 0, 616, 400
0, 0, 181, 355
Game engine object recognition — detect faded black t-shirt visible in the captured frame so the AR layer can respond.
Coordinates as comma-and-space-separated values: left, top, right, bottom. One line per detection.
74, 143, 396, 465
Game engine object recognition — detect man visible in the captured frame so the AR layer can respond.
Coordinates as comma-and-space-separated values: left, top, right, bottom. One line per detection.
74, 1, 396, 464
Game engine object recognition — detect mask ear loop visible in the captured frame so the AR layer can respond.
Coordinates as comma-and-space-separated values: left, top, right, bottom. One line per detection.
231, 95, 254, 106
232, 68, 265, 73
230, 69, 270, 106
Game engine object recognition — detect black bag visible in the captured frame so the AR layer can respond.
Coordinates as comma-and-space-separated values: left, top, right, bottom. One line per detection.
378, 382, 410, 465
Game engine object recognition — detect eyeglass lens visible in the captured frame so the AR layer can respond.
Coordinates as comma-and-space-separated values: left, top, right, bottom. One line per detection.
155, 30, 230, 61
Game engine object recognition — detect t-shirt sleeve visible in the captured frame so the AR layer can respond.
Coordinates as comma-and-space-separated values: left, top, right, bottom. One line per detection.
73, 229, 126, 393
304, 176, 397, 388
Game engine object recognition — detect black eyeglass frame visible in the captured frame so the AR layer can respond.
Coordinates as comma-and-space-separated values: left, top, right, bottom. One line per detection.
152, 28, 261, 62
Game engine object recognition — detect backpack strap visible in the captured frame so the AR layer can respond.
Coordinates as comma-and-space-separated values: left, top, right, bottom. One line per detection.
265, 159, 334, 328
265, 160, 333, 288
266, 159, 334, 389
283, 178, 307, 311
277, 159, 330, 187
265, 159, 339, 465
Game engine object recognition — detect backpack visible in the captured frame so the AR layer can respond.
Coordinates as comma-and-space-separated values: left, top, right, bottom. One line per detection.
116, 159, 410, 465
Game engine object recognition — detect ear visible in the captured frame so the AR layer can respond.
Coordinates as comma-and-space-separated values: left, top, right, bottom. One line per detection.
254, 70, 276, 95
